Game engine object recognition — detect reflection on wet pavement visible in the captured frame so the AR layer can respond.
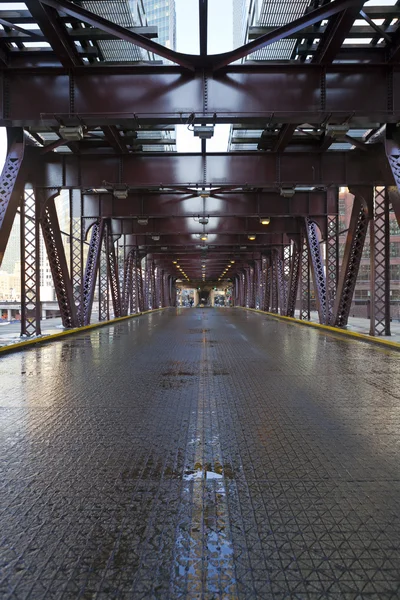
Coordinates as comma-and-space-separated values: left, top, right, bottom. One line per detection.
1, 308, 400, 599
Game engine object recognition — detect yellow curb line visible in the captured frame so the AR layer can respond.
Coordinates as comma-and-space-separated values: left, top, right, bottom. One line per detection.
238, 307, 400, 351
0, 308, 168, 356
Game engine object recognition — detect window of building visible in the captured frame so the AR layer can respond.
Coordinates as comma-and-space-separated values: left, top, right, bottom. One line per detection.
390, 264, 400, 281
390, 218, 400, 235
355, 290, 369, 299
390, 242, 400, 257
358, 265, 370, 281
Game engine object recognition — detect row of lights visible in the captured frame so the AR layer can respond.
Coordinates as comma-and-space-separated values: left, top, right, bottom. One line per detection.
248, 217, 271, 241
218, 259, 235, 281
172, 260, 190, 281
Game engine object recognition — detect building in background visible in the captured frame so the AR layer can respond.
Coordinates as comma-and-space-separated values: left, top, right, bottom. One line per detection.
1, 215, 19, 274
143, 0, 176, 53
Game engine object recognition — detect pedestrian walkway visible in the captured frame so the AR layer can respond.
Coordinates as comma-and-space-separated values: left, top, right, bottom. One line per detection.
300, 311, 400, 343
1, 308, 400, 599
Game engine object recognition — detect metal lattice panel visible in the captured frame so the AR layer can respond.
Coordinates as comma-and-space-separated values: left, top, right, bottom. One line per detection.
305, 218, 329, 325
41, 196, 77, 329
20, 188, 40, 337
276, 249, 287, 316
327, 214, 339, 325
105, 225, 121, 318
370, 187, 391, 336
287, 244, 301, 318
0, 142, 24, 267
98, 238, 109, 322
300, 234, 310, 321
333, 197, 369, 329
270, 257, 278, 314
82, 220, 104, 326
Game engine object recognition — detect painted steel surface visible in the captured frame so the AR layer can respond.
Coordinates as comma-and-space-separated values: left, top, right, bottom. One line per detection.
1, 308, 400, 598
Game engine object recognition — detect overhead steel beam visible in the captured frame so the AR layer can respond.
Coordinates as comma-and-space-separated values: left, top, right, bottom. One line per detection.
312, 1, 365, 64
25, 1, 82, 68
211, 0, 368, 70
3, 64, 400, 125
199, 0, 208, 57
38, 0, 196, 70
38, 148, 393, 189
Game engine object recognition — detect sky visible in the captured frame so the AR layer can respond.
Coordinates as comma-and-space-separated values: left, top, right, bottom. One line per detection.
175, 0, 233, 153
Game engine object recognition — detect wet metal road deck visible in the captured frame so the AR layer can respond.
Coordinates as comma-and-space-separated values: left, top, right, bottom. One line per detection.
1, 308, 400, 599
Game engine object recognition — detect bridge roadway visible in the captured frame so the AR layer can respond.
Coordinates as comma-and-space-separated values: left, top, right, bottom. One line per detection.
1, 308, 400, 599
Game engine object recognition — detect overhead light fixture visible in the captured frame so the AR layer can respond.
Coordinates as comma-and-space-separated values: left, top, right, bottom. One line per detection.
200, 233, 208, 241
260, 217, 270, 225
240, 246, 247, 250
325, 124, 350, 139
198, 216, 209, 225
137, 217, 148, 226
193, 125, 214, 139
59, 125, 84, 141
280, 187, 295, 199
151, 235, 160, 241
113, 188, 128, 200
248, 234, 256, 241
230, 260, 235, 264
161, 246, 168, 251
172, 260, 177, 264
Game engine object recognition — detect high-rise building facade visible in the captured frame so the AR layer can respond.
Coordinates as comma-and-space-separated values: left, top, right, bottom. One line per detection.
143, 0, 176, 53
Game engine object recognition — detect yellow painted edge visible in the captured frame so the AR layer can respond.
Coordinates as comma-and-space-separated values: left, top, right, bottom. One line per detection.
0, 308, 168, 356
238, 307, 400, 351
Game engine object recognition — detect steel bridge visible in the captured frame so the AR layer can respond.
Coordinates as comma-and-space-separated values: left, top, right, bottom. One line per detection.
1, 1, 400, 598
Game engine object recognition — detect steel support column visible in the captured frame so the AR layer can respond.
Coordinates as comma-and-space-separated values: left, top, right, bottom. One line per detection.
247, 265, 255, 308
40, 192, 78, 328
136, 253, 144, 312
270, 256, 278, 314
70, 189, 83, 325
98, 235, 109, 322
254, 259, 262, 309
333, 189, 371, 328
82, 220, 105, 326
276, 249, 288, 316
122, 249, 134, 316
305, 218, 329, 324
286, 243, 301, 318
300, 234, 311, 321
370, 187, 391, 336
326, 212, 339, 325
20, 187, 41, 336
265, 263, 272, 312
105, 221, 121, 318
0, 138, 25, 268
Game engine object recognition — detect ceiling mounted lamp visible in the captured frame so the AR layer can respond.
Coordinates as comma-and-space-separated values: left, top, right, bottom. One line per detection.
113, 186, 129, 200
260, 217, 270, 225
172, 260, 177, 264
151, 235, 160, 241
280, 187, 295, 199
137, 217, 149, 226
248, 234, 256, 241
200, 233, 208, 241
59, 125, 84, 141
230, 259, 235, 264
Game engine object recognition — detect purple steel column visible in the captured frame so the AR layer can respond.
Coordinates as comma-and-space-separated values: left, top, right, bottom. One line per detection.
270, 255, 278, 314
286, 243, 301, 318
82, 220, 105, 326
304, 218, 329, 324
300, 234, 310, 321
98, 235, 109, 322
275, 249, 287, 316
105, 221, 122, 318
20, 187, 41, 336
254, 259, 262, 309
248, 265, 255, 308
0, 138, 25, 268
70, 189, 83, 325
239, 272, 245, 307
265, 262, 272, 312
333, 189, 371, 328
370, 187, 391, 336
326, 213, 339, 325
40, 192, 78, 328
122, 249, 134, 315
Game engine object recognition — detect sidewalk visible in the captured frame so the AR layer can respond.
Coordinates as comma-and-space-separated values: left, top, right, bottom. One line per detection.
295, 310, 400, 343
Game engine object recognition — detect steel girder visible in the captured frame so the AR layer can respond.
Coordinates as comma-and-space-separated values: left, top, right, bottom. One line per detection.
82, 219, 105, 326
70, 188, 83, 325
369, 187, 391, 336
40, 149, 393, 189
300, 234, 311, 321
20, 187, 41, 336
104, 221, 121, 318
304, 218, 329, 325
4, 65, 400, 125
286, 244, 301, 318
332, 188, 372, 328
40, 191, 78, 328
0, 137, 25, 268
